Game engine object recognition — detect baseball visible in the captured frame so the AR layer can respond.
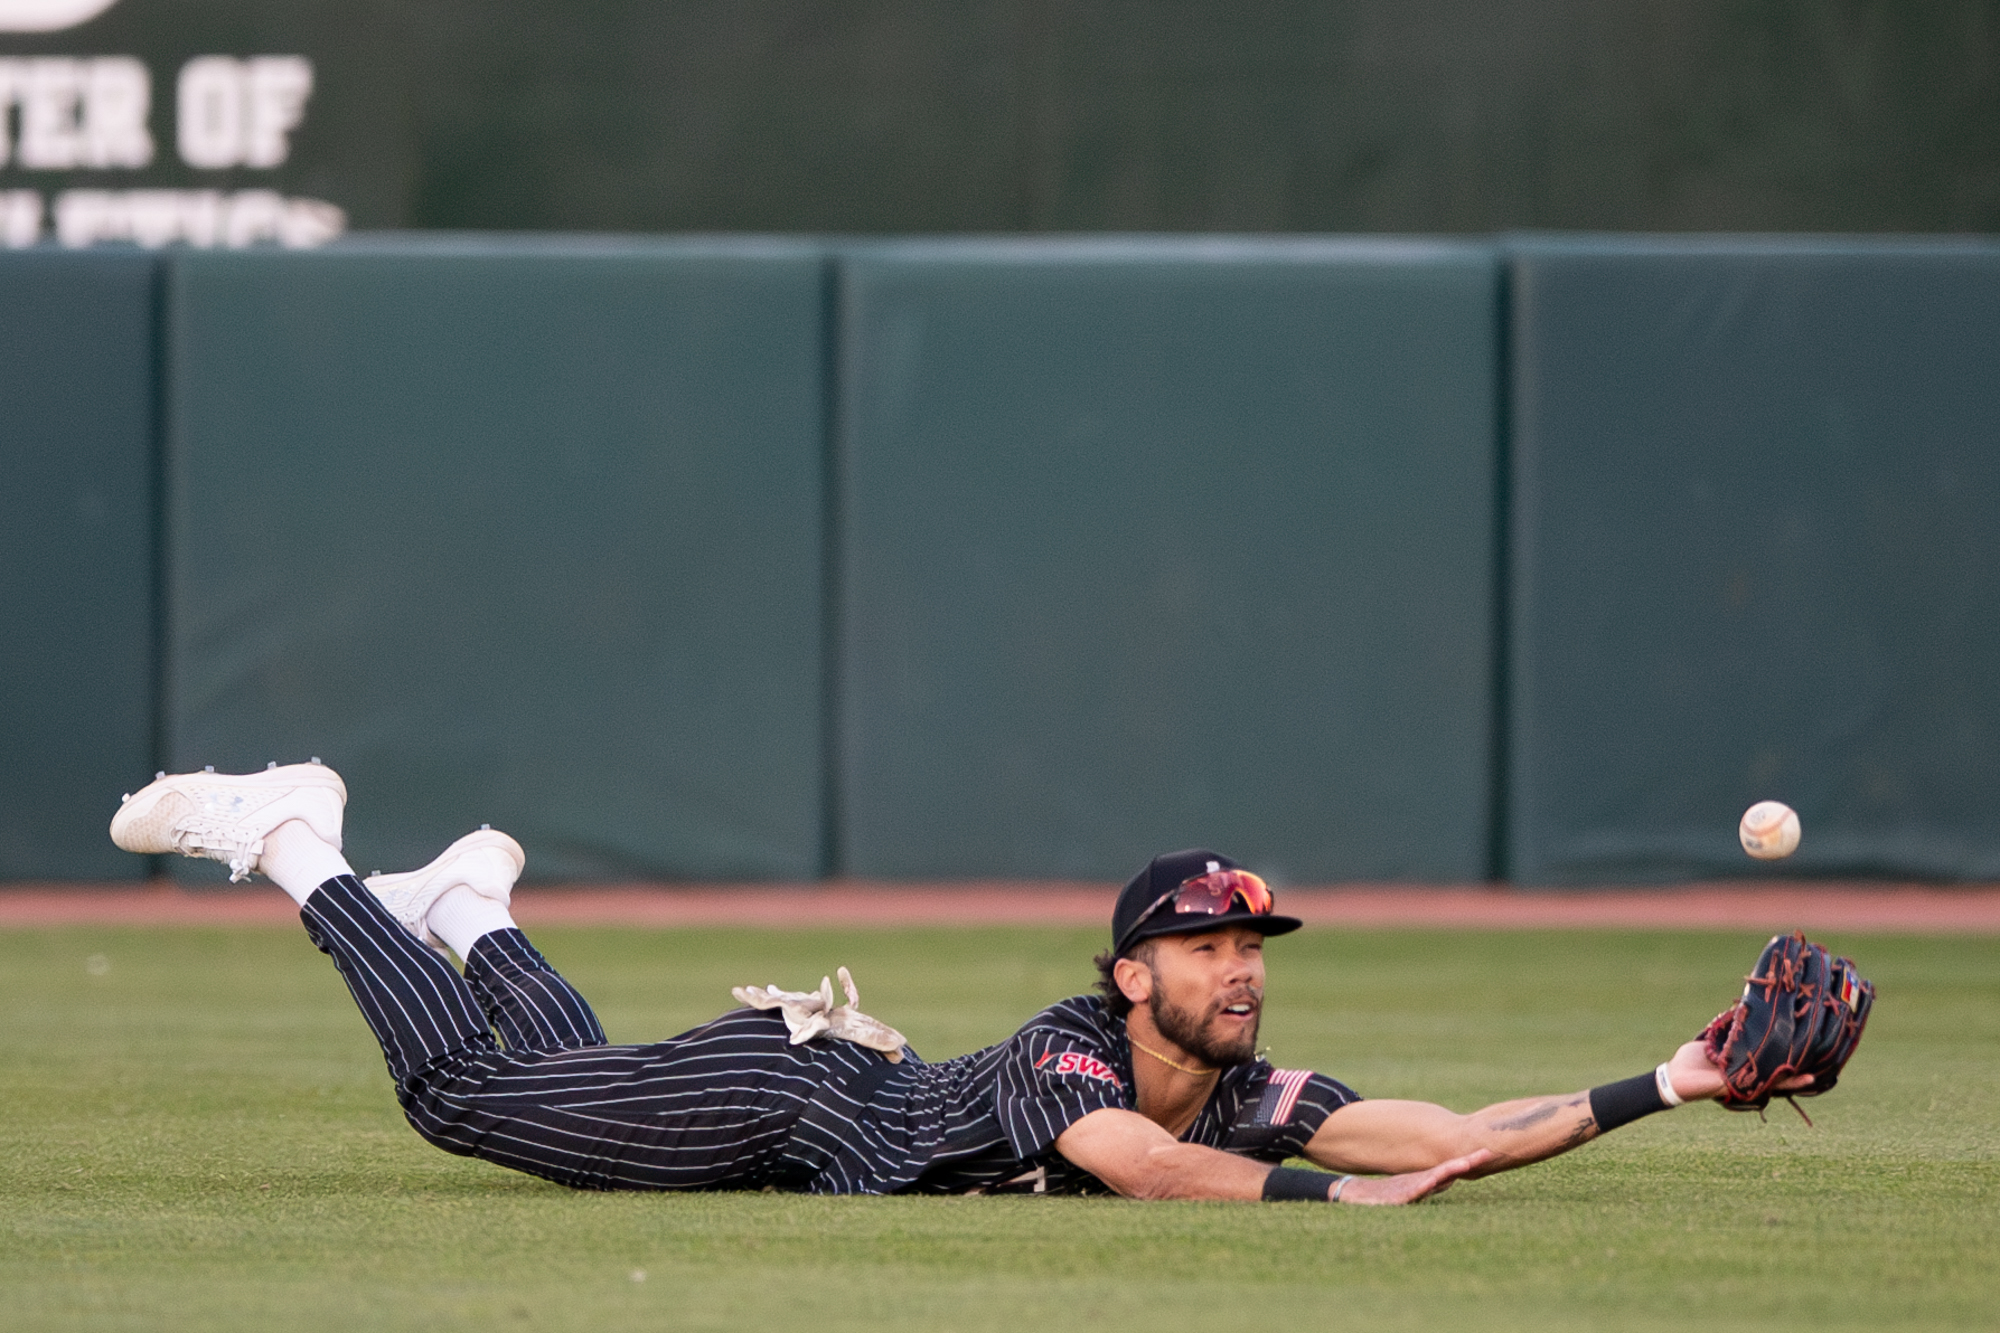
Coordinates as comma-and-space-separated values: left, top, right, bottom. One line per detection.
1739, 800, 1801, 860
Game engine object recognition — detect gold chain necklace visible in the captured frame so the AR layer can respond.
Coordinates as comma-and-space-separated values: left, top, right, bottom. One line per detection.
1129, 1036, 1218, 1078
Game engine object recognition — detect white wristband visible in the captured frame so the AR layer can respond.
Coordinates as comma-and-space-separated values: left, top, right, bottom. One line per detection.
1655, 1062, 1685, 1108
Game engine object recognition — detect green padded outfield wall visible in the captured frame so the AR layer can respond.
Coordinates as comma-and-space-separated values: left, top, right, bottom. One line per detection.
837, 240, 1500, 883
0, 252, 158, 879
165, 239, 826, 881
4, 1, 1993, 237
1508, 238, 2000, 884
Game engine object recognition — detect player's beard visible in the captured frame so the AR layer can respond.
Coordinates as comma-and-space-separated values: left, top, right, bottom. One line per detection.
1148, 984, 1261, 1067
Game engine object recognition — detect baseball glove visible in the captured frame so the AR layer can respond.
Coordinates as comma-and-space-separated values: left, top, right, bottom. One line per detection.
1700, 931, 1874, 1123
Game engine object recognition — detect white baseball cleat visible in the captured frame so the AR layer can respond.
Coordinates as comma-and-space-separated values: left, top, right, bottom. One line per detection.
364, 827, 525, 950
110, 762, 347, 883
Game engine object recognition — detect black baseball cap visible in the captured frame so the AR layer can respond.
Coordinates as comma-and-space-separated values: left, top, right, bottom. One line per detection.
1110, 848, 1302, 956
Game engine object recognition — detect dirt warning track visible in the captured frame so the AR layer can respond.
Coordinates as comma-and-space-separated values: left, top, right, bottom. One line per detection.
1, 880, 1997, 933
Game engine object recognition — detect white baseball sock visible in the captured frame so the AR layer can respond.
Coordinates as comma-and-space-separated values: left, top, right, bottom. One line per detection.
426, 886, 518, 959
259, 820, 356, 906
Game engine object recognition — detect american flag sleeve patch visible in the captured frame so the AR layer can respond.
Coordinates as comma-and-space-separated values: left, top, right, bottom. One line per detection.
1250, 1069, 1315, 1127
1221, 1066, 1362, 1161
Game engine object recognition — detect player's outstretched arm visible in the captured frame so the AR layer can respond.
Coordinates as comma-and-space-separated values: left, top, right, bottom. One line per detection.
1054, 1108, 1488, 1203
1303, 1041, 1812, 1178
1304, 1091, 1595, 1178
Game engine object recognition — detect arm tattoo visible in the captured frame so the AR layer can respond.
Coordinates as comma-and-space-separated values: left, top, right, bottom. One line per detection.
1490, 1093, 1588, 1134
1490, 1102, 1561, 1132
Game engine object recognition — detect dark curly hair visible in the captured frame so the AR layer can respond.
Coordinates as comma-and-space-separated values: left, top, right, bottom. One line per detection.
1091, 938, 1160, 1019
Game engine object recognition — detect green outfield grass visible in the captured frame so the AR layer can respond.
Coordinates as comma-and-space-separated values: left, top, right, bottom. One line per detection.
1, 920, 1993, 1331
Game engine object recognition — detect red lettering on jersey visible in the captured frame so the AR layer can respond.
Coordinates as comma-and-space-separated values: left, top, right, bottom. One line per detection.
1043, 1049, 1123, 1088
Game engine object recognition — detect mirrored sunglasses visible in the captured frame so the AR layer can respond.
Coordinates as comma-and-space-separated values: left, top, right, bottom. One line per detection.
1129, 868, 1273, 945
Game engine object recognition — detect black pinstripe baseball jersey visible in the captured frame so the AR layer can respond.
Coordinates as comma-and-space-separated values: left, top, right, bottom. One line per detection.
809, 996, 1362, 1195
298, 874, 1360, 1196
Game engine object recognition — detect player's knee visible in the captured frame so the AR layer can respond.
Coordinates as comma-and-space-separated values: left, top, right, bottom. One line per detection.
393, 1093, 482, 1158
391, 1066, 487, 1156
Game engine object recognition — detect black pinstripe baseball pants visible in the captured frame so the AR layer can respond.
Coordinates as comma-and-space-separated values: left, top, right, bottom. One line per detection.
298, 874, 882, 1191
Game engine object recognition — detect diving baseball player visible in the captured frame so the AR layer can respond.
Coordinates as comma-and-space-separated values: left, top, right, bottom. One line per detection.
110, 762, 1818, 1204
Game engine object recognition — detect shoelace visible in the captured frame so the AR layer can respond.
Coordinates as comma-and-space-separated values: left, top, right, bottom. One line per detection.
170, 819, 263, 883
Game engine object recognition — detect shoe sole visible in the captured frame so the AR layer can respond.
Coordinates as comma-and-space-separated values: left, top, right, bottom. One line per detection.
110, 763, 348, 856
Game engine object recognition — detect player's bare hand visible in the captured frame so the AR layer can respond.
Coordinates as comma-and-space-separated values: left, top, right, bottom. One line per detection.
1339, 1149, 1496, 1205
1666, 1039, 1813, 1101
